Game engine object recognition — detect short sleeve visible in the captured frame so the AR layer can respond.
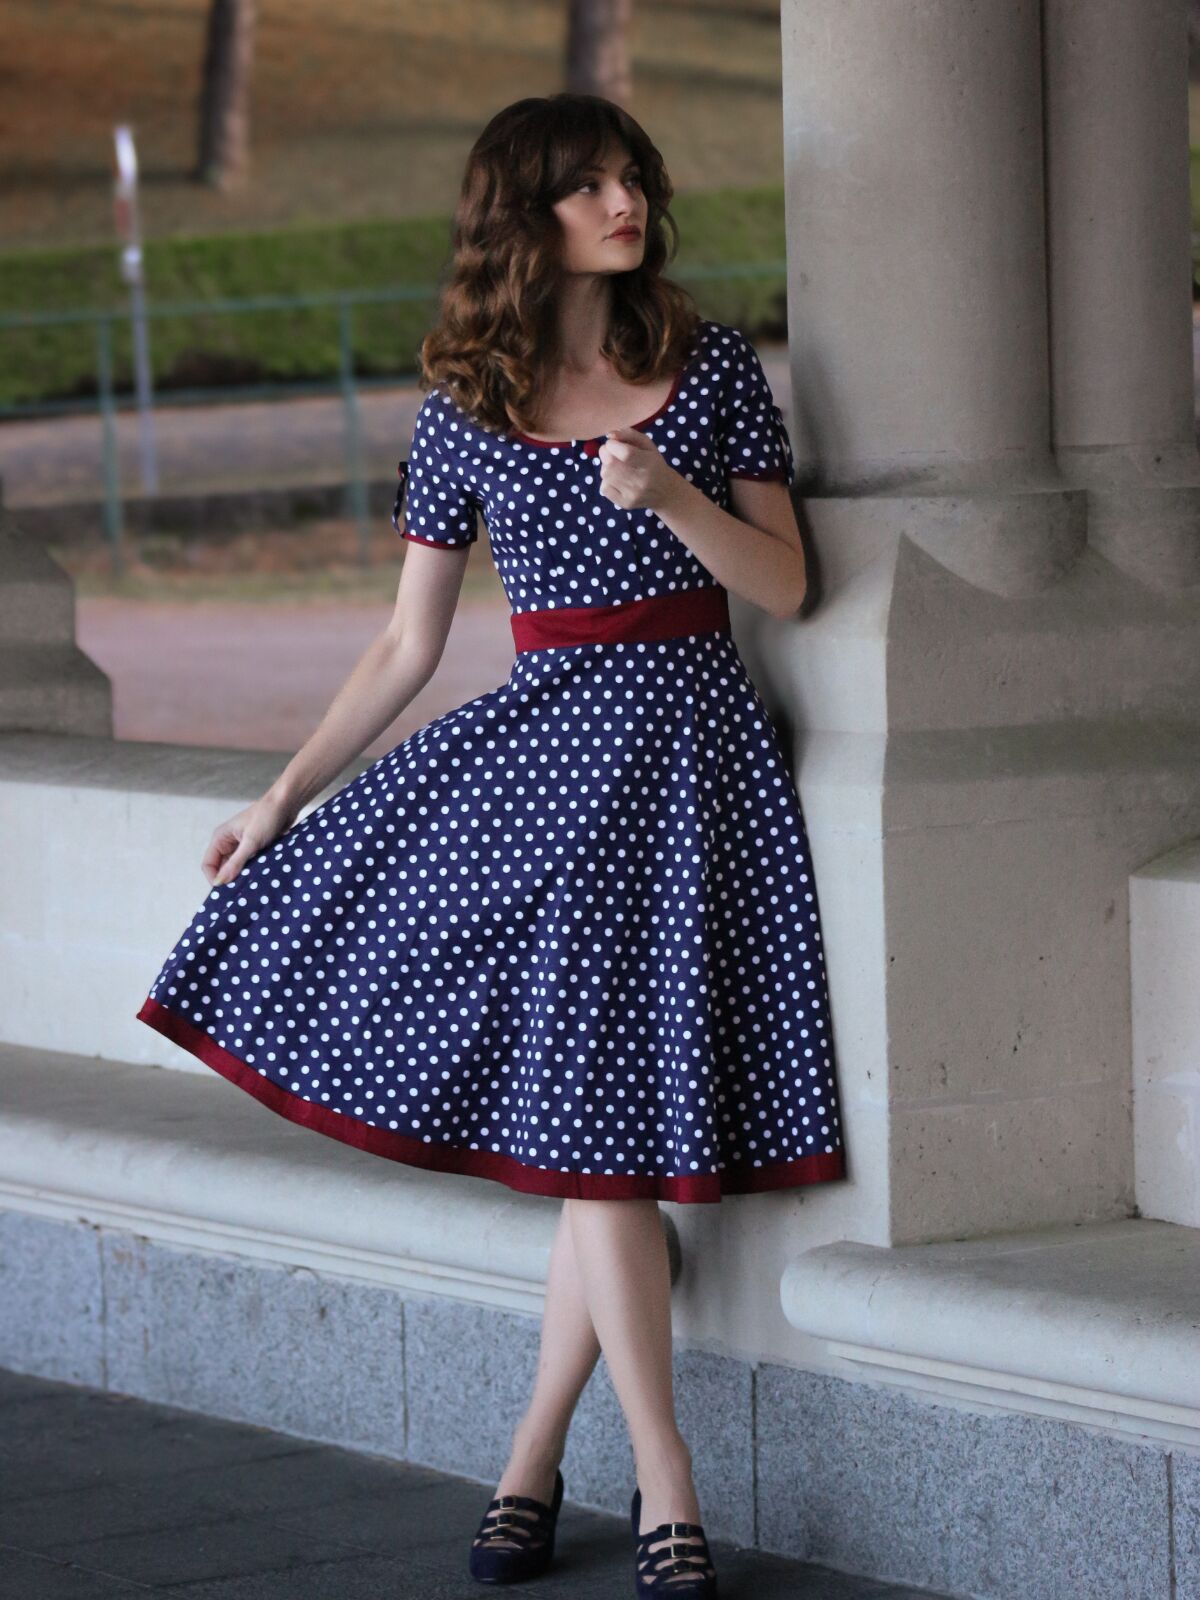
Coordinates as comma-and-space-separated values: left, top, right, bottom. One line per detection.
719, 330, 796, 487
394, 390, 480, 550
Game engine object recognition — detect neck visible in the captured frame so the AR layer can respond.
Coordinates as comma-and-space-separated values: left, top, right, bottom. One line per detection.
553, 275, 615, 374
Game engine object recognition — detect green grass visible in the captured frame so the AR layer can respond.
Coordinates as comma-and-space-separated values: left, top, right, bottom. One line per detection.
0, 0, 795, 404
0, 190, 789, 407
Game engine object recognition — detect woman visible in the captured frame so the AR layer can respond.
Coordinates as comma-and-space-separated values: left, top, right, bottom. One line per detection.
137, 93, 847, 1598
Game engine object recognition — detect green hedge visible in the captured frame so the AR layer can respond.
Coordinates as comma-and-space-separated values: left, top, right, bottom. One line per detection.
0, 186, 788, 408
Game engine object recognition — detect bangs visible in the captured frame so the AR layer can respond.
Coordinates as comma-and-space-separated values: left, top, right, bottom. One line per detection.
541, 103, 641, 201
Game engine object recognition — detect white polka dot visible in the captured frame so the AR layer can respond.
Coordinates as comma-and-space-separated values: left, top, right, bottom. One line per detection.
140, 319, 844, 1202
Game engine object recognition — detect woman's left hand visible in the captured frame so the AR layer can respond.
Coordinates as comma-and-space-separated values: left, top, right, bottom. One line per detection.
597, 427, 684, 515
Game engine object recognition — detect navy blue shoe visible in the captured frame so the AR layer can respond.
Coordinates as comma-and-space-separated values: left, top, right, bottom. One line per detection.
469, 1466, 564, 1584
631, 1485, 718, 1597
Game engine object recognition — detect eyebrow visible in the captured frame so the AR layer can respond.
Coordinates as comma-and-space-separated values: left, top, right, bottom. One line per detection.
582, 159, 640, 174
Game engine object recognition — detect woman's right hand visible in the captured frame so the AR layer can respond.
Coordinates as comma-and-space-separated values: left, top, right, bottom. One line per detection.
202, 791, 300, 887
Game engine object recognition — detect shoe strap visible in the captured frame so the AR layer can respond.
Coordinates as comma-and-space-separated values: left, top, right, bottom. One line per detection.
637, 1519, 707, 1544
637, 1542, 715, 1587
477, 1506, 550, 1547
478, 1470, 561, 1544
486, 1490, 553, 1514
480, 1512, 534, 1538
636, 1529, 713, 1585
661, 1559, 711, 1580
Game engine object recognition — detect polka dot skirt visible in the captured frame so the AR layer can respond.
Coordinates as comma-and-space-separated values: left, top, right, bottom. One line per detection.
137, 318, 847, 1203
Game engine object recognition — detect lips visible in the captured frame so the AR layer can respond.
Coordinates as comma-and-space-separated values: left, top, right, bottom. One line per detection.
608, 228, 641, 240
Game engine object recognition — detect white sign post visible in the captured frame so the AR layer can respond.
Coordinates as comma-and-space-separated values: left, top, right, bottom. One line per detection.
113, 125, 159, 493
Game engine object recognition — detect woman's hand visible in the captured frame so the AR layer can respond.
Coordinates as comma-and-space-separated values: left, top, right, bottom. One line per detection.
202, 791, 300, 887
597, 427, 687, 516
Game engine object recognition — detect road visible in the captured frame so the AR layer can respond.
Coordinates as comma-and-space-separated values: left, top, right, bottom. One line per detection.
77, 591, 518, 760
0, 350, 794, 508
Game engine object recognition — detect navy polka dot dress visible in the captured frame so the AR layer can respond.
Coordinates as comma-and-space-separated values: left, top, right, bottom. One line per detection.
137, 318, 847, 1203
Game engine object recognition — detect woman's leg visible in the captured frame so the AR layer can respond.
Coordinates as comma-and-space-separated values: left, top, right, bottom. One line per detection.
565, 1196, 709, 1575
483, 1200, 602, 1546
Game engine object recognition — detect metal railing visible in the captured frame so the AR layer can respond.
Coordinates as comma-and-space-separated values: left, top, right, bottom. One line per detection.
0, 264, 787, 573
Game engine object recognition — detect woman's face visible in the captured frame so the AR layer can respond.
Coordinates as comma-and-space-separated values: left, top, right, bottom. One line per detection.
552, 141, 647, 277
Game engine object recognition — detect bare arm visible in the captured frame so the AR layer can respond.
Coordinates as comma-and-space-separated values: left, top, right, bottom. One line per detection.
265, 541, 470, 814
653, 473, 808, 620
599, 426, 808, 621
205, 539, 470, 885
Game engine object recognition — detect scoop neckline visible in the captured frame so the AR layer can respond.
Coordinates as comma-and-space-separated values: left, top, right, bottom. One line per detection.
509, 325, 703, 449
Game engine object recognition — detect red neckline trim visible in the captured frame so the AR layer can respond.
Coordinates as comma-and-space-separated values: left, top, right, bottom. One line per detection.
511, 363, 688, 449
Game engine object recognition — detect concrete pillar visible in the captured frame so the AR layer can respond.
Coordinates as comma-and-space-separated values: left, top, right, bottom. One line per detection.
1041, 0, 1200, 593
766, 0, 1200, 1250
780, 0, 1054, 494
1043, 0, 1195, 479
0, 490, 111, 737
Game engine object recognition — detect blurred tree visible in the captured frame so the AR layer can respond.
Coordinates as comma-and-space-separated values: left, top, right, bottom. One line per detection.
567, 0, 633, 106
196, 0, 257, 189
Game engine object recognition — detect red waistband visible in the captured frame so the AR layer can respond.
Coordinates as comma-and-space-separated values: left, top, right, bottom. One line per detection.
510, 586, 730, 652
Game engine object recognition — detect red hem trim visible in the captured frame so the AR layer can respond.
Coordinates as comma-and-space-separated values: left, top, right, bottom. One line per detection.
136, 996, 847, 1203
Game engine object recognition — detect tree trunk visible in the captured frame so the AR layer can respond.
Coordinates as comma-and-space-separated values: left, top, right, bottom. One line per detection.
195, 0, 257, 189
566, 0, 634, 106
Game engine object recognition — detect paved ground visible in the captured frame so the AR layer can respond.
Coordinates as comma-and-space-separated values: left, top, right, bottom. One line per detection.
77, 591, 518, 758
0, 1365, 951, 1600
1, 386, 427, 507
0, 352, 794, 509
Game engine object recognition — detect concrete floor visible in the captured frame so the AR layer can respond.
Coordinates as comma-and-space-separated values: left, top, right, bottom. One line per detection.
0, 1364, 954, 1600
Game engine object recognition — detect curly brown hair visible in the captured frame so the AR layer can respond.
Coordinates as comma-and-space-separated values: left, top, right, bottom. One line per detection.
417, 93, 702, 437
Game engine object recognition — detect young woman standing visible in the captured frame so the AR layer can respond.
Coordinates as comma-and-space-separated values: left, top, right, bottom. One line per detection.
138, 93, 847, 1598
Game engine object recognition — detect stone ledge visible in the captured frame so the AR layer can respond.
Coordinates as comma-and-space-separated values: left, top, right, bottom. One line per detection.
780, 1222, 1200, 1449
0, 1038, 566, 1317
0, 727, 360, 801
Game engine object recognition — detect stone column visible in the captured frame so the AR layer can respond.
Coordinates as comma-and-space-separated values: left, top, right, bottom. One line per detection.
1042, 0, 1200, 591
761, 0, 1200, 1248
0, 487, 112, 736
780, 0, 1053, 495
1044, 0, 1195, 481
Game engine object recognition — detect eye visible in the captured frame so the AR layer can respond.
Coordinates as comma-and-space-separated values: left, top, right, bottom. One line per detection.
577, 171, 641, 194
